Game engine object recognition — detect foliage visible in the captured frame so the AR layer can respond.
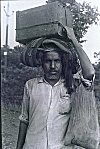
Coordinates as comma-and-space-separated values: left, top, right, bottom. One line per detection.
94, 51, 100, 64
94, 62, 100, 100
1, 47, 42, 105
93, 62, 100, 123
71, 2, 100, 42
93, 52, 100, 101
93, 51, 100, 100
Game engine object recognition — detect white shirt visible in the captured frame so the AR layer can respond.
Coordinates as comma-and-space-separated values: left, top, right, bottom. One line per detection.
19, 75, 93, 149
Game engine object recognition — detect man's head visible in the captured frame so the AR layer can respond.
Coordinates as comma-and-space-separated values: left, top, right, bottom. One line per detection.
37, 41, 80, 89
42, 50, 62, 84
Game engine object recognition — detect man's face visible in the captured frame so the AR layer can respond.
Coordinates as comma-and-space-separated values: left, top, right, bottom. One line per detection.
42, 50, 62, 82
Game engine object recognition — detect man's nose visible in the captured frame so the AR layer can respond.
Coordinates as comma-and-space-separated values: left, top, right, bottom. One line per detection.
51, 61, 55, 69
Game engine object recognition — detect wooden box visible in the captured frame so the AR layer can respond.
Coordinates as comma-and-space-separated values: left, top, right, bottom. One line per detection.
16, 1, 72, 44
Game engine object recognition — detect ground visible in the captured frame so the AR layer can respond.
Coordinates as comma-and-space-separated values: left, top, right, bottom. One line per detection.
2, 103, 21, 149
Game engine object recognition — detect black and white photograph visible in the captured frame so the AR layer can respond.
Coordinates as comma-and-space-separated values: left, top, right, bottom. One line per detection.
1, 0, 100, 149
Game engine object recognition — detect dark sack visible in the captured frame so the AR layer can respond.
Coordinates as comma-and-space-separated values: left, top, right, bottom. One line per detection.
64, 83, 99, 149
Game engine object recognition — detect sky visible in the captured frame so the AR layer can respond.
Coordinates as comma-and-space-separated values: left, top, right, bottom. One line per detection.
1, 0, 100, 63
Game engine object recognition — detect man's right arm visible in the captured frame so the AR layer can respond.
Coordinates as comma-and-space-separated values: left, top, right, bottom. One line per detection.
16, 121, 28, 149
16, 81, 30, 149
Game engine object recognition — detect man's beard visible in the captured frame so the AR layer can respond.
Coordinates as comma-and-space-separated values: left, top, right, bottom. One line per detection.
45, 73, 60, 81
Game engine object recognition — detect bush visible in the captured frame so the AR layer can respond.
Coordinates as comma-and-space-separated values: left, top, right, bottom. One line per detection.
1, 47, 43, 106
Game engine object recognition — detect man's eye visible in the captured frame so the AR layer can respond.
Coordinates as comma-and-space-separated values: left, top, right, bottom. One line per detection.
55, 59, 61, 63
45, 60, 51, 63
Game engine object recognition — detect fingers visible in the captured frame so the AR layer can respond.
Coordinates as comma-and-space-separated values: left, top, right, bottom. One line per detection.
64, 26, 76, 41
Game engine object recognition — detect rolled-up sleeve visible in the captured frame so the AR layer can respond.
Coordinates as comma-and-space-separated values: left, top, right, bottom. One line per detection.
80, 73, 95, 91
19, 82, 29, 124
73, 70, 95, 91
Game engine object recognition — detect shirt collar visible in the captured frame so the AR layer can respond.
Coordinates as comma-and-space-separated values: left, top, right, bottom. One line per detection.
38, 77, 65, 86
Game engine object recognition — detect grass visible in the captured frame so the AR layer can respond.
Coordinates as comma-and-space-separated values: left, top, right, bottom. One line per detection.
2, 103, 21, 149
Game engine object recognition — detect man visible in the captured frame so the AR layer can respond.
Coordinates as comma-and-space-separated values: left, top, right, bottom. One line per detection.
16, 27, 95, 149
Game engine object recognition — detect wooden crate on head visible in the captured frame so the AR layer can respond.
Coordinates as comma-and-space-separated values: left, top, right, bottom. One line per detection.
16, 1, 73, 45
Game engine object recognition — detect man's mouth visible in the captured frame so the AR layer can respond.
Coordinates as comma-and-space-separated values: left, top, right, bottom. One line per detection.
50, 71, 57, 74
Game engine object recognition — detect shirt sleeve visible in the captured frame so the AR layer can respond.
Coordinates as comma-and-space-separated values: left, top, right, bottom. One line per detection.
73, 70, 95, 91
80, 73, 95, 91
19, 82, 29, 124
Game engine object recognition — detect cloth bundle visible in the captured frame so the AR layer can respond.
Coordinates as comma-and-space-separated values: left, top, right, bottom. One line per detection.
21, 37, 74, 67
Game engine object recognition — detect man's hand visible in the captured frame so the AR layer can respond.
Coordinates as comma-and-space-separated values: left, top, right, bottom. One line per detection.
16, 121, 28, 149
64, 26, 77, 42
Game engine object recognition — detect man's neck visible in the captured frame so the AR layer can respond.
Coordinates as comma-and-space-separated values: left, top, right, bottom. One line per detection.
44, 77, 60, 86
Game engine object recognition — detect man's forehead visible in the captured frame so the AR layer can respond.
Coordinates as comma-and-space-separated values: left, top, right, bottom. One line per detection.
43, 50, 61, 59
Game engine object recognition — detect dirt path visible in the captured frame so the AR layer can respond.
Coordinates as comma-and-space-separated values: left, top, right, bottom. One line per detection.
2, 104, 21, 149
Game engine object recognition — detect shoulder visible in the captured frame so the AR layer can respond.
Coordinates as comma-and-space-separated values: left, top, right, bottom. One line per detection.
26, 77, 39, 84
25, 77, 40, 89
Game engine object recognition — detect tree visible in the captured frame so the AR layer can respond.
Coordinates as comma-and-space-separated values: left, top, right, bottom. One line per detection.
94, 52, 100, 100
93, 61, 100, 123
71, 1, 100, 42
1, 46, 43, 106
94, 51, 100, 64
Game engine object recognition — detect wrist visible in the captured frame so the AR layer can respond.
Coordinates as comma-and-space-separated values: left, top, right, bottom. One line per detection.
72, 38, 82, 50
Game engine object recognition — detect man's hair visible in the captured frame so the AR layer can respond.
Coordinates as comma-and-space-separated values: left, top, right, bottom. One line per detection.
37, 43, 80, 94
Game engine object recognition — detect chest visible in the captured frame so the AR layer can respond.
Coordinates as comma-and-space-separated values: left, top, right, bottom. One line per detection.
29, 83, 71, 115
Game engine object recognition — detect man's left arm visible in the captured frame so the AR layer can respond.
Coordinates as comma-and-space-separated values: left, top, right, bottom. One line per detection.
64, 26, 95, 81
